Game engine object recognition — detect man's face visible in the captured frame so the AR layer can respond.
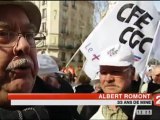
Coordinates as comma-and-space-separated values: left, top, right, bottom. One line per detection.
152, 67, 160, 84
0, 5, 38, 97
100, 66, 133, 93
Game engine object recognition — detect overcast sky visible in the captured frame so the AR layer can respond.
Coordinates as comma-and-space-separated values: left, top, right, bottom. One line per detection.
154, 1, 160, 11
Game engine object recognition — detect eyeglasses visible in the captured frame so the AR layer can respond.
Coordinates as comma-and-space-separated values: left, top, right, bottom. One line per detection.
0, 31, 45, 48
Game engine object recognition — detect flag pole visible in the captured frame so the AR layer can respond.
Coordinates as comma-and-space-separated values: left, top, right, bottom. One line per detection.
65, 47, 81, 67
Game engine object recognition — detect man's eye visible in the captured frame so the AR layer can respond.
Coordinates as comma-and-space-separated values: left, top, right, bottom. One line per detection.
100, 71, 108, 75
112, 71, 120, 74
0, 31, 8, 37
25, 33, 36, 39
156, 74, 160, 77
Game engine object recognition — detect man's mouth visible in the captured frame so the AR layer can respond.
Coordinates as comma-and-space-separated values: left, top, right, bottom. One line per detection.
6, 58, 32, 72
105, 85, 118, 88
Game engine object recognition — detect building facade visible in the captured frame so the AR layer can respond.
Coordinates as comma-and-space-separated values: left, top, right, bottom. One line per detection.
32, 1, 94, 68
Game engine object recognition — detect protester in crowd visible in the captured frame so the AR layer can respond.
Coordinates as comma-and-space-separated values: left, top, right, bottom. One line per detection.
0, 1, 80, 120
90, 45, 136, 120
37, 53, 83, 120
151, 65, 160, 84
0, 1, 49, 119
139, 66, 152, 83
79, 78, 102, 119
74, 72, 94, 93
61, 66, 76, 84
140, 65, 160, 93
37, 54, 74, 93
92, 80, 102, 93
73, 72, 94, 114
139, 66, 155, 93
50, 55, 62, 70
75, 65, 82, 78
146, 65, 160, 93
80, 44, 159, 120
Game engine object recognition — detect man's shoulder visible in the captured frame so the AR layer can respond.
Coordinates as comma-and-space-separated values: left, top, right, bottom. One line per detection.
32, 76, 59, 93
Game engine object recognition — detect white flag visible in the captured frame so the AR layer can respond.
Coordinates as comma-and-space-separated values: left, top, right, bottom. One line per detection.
151, 21, 160, 60
80, 1, 160, 79
83, 60, 99, 80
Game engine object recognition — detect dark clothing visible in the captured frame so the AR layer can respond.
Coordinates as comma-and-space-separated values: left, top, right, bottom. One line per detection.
147, 81, 160, 93
34, 76, 82, 120
137, 76, 160, 93
80, 90, 103, 120
80, 105, 99, 120
0, 76, 82, 120
56, 73, 74, 93
75, 84, 94, 93
0, 106, 50, 120
32, 76, 60, 93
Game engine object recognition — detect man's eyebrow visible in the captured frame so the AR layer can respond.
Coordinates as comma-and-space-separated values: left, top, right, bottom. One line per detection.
0, 22, 37, 32
23, 23, 37, 32
0, 22, 10, 30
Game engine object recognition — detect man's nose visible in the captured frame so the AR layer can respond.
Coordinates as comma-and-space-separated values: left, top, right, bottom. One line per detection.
13, 36, 30, 55
104, 74, 115, 83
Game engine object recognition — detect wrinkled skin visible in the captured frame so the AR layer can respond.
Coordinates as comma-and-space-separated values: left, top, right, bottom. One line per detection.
152, 66, 160, 84
100, 66, 134, 93
0, 5, 38, 107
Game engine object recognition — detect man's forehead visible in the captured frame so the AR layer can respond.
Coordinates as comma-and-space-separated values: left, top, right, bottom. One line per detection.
100, 65, 130, 71
0, 21, 36, 31
154, 67, 160, 74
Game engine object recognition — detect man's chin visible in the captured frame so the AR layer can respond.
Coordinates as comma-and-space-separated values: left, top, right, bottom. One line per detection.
7, 78, 35, 93
103, 88, 121, 93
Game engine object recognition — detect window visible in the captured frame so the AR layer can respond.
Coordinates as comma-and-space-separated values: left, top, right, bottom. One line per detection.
72, 1, 76, 8
61, 52, 66, 61
42, 8, 47, 18
42, 0, 47, 5
61, 22, 66, 34
42, 22, 46, 32
63, 0, 68, 7
53, 10, 57, 19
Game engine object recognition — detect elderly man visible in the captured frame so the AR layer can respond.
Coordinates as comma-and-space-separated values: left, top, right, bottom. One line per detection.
146, 65, 160, 93
151, 65, 160, 85
0, 1, 40, 106
90, 44, 137, 120
87, 45, 160, 120
0, 1, 50, 119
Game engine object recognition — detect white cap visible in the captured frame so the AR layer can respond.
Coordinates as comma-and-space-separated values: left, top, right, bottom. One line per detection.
37, 54, 61, 76
99, 44, 134, 67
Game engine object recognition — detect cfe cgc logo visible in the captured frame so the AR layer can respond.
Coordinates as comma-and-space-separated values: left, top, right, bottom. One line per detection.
153, 94, 160, 106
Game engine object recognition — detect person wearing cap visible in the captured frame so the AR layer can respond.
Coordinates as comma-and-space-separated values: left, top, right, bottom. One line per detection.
0, 1, 80, 120
37, 54, 83, 120
146, 65, 160, 93
0, 1, 53, 120
37, 54, 74, 93
89, 44, 154, 120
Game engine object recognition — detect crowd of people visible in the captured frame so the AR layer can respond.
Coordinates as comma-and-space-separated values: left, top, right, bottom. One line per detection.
0, 1, 160, 120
